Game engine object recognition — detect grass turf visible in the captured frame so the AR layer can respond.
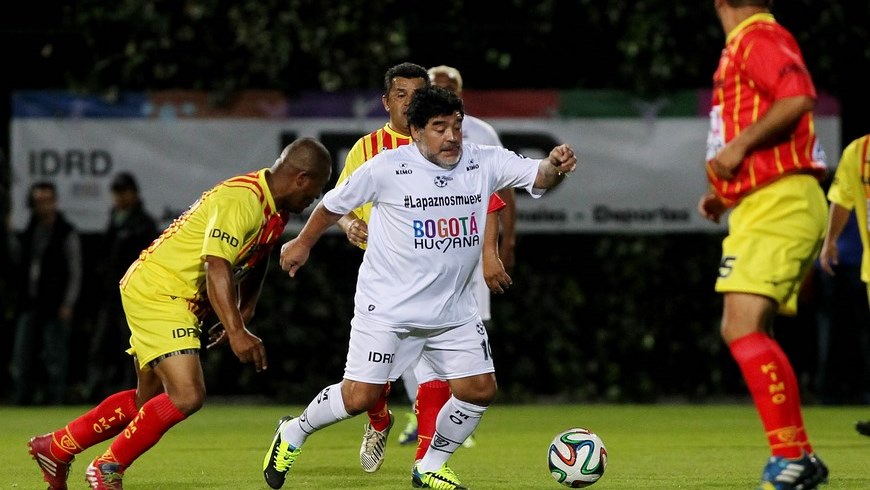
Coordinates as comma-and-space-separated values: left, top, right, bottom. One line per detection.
2, 403, 867, 489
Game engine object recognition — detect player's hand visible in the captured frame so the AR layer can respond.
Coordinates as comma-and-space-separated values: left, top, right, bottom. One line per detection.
227, 328, 268, 372
819, 240, 839, 276
345, 218, 368, 249
697, 193, 727, 224
483, 253, 512, 294
710, 143, 745, 180
549, 144, 577, 175
280, 239, 310, 277
206, 322, 227, 349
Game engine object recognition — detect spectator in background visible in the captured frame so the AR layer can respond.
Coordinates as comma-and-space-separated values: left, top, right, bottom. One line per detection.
10, 181, 82, 405
83, 172, 158, 401
818, 132, 870, 437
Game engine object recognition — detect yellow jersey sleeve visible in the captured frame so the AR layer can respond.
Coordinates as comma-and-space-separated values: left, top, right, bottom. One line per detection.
828, 138, 861, 210
338, 136, 373, 223
201, 185, 262, 263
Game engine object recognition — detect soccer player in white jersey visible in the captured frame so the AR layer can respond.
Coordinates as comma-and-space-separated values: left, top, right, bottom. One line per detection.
392, 65, 519, 455
392, 65, 520, 453
262, 86, 576, 490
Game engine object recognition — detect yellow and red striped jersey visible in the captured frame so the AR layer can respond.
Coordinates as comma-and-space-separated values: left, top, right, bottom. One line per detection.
706, 13, 826, 205
338, 123, 413, 225
120, 169, 287, 319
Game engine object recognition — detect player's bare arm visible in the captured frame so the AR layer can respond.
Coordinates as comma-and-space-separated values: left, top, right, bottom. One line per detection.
819, 203, 850, 276
208, 258, 271, 349
205, 255, 267, 372
280, 202, 344, 276
697, 192, 728, 224
711, 95, 815, 180
534, 144, 577, 189
482, 211, 511, 294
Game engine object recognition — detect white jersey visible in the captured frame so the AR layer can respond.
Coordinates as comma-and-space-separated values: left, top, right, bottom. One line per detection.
462, 114, 502, 147
321, 142, 541, 328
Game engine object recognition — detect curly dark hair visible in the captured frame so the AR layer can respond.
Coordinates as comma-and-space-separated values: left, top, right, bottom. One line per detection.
406, 86, 465, 131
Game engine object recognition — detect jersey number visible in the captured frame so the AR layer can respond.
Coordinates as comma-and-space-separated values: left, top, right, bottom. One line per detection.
480, 339, 493, 361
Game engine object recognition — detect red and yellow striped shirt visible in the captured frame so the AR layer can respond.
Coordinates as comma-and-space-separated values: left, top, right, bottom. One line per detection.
337, 123, 413, 224
705, 13, 826, 204
121, 169, 287, 319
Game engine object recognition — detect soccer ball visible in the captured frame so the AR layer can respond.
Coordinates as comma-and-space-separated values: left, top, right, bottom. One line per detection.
548, 427, 607, 487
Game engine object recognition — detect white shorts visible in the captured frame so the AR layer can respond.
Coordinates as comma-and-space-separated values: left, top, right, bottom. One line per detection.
413, 356, 438, 385
344, 315, 495, 384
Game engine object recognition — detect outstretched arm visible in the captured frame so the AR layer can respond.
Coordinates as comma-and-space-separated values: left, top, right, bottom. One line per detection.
533, 144, 577, 190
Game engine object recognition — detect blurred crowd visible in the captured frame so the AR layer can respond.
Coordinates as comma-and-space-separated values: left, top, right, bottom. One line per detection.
1, 172, 157, 405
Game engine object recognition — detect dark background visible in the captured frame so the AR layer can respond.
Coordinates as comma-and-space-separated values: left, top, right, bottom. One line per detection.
1, 1, 868, 405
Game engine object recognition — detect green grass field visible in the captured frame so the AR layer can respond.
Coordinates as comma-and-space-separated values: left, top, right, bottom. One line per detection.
2, 403, 867, 489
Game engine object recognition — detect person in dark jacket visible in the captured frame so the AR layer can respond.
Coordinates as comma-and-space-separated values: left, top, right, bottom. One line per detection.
83, 172, 158, 400
10, 181, 82, 405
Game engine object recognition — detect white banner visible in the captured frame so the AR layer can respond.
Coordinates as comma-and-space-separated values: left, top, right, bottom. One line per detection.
10, 117, 840, 233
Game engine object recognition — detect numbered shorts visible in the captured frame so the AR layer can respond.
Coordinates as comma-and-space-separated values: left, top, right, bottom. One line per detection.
344, 315, 495, 384
120, 272, 202, 370
716, 174, 826, 315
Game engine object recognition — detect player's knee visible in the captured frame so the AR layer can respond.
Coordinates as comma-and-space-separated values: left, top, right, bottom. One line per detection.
452, 376, 497, 406
469, 384, 497, 406
341, 382, 386, 415
168, 386, 206, 415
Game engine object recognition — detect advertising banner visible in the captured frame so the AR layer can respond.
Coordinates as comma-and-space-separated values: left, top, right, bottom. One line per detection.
10, 117, 840, 233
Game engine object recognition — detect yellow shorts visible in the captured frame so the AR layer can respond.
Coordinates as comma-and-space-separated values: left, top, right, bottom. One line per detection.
120, 268, 202, 370
716, 174, 826, 316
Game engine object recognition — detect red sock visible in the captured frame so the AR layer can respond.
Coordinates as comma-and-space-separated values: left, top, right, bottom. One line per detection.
367, 383, 392, 431
103, 393, 187, 467
729, 332, 811, 458
414, 380, 451, 461
50, 389, 138, 462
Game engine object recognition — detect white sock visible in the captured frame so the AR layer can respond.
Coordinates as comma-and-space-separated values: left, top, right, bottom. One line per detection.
282, 382, 351, 447
418, 396, 486, 473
